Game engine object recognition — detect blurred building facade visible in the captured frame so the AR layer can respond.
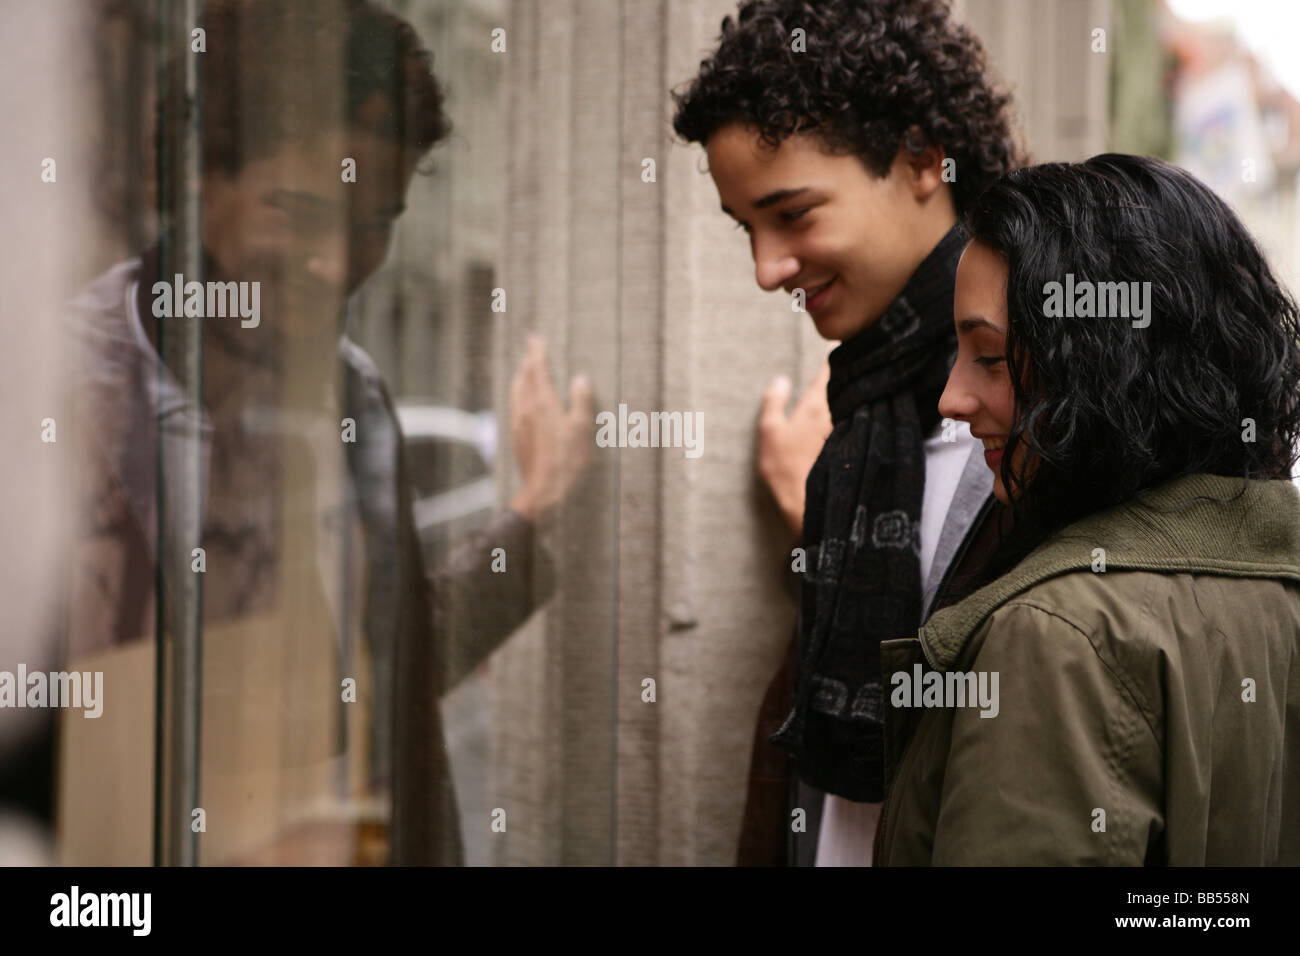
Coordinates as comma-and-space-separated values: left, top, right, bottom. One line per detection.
1111, 0, 1300, 293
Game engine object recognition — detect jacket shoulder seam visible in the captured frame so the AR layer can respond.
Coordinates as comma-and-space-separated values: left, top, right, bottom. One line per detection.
992, 598, 1162, 751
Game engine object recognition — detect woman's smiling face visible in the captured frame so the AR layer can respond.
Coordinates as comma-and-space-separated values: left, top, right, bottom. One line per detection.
939, 240, 1022, 503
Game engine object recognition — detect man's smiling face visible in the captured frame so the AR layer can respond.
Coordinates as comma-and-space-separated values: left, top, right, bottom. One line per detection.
705, 121, 952, 342
201, 94, 417, 338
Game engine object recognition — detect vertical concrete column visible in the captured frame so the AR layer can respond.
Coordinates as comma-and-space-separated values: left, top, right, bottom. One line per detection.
654, 0, 830, 866
492, 0, 828, 866
492, 0, 624, 865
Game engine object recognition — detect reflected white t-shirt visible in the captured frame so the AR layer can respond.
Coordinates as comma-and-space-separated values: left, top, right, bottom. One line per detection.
814, 418, 977, 867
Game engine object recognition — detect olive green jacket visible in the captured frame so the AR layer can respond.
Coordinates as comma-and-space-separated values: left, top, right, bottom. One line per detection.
876, 474, 1300, 865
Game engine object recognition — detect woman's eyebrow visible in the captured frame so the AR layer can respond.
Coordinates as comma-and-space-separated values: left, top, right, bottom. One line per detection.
957, 316, 1003, 334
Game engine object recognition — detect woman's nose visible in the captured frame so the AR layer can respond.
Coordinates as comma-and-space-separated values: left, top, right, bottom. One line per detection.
937, 369, 976, 423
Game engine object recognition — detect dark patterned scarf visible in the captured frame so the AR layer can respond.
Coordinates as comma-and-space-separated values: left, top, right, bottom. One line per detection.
771, 224, 966, 802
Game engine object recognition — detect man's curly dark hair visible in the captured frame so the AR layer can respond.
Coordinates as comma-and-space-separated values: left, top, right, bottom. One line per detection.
671, 0, 1024, 213
170, 0, 451, 177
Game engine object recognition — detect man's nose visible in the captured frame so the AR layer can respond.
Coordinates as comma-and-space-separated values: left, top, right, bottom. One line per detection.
305, 238, 350, 291
753, 233, 800, 292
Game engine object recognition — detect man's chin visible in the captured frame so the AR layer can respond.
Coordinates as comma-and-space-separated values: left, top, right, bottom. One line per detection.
261, 294, 345, 338
281, 314, 334, 338
810, 309, 857, 343
813, 300, 886, 342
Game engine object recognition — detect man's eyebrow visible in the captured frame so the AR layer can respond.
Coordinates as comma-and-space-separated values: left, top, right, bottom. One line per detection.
264, 188, 341, 212
720, 186, 812, 218
376, 202, 406, 218
753, 186, 811, 210
957, 316, 1004, 334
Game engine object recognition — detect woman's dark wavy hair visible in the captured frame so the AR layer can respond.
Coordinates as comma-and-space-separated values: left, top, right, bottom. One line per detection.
670, 0, 1025, 213
968, 153, 1300, 571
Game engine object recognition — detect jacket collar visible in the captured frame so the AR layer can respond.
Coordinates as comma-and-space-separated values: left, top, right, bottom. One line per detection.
921, 442, 994, 620
918, 473, 1300, 671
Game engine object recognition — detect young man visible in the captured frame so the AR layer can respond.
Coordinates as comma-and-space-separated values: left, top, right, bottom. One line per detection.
672, 0, 1023, 865
56, 0, 588, 864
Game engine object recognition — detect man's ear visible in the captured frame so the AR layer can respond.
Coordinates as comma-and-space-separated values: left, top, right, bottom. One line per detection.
899, 125, 948, 202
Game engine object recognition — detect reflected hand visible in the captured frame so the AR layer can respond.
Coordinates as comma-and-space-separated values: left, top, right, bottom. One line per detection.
509, 334, 593, 522
757, 362, 832, 538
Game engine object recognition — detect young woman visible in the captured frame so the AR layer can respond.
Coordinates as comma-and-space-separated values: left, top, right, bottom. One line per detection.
876, 153, 1300, 865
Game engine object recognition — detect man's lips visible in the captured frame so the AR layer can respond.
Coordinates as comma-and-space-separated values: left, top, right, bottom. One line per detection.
803, 276, 837, 313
